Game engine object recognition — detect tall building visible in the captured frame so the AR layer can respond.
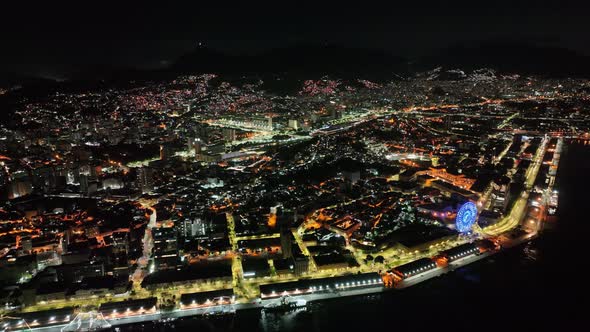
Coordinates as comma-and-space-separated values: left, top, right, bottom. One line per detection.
79, 174, 89, 194
160, 144, 174, 160
111, 232, 129, 255
512, 133, 523, 147
288, 119, 299, 130
292, 244, 309, 275
79, 175, 97, 195
136, 167, 154, 193
280, 228, 292, 259
21, 235, 33, 253
152, 227, 179, 271
36, 251, 62, 270
7, 180, 33, 199
187, 137, 202, 154
343, 169, 361, 184
222, 128, 237, 142
293, 255, 309, 275
182, 218, 207, 238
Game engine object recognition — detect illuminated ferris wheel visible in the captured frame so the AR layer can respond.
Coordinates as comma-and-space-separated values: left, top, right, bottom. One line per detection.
455, 201, 478, 233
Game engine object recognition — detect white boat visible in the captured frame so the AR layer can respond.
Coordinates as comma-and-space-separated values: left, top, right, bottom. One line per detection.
263, 296, 307, 313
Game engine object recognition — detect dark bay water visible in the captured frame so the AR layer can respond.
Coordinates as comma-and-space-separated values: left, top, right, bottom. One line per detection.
119, 141, 589, 332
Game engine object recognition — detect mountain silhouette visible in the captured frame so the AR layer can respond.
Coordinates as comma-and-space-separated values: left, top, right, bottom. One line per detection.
3, 42, 590, 88
169, 43, 409, 79
422, 41, 590, 77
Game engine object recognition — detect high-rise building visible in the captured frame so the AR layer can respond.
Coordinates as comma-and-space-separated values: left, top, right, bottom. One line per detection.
152, 227, 179, 271
79, 174, 89, 194
160, 144, 174, 160
111, 232, 129, 255
36, 250, 62, 270
79, 175, 97, 195
512, 133, 523, 147
293, 255, 309, 275
136, 167, 154, 193
21, 235, 33, 253
7, 180, 33, 199
288, 119, 299, 130
273, 206, 297, 231
222, 128, 237, 142
182, 218, 207, 238
187, 137, 202, 154
280, 228, 292, 259
343, 169, 361, 184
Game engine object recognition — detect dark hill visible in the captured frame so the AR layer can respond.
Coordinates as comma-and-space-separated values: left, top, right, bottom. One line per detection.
422, 41, 590, 77
170, 44, 410, 80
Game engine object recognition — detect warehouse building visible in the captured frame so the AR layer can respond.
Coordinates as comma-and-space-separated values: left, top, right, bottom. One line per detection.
5, 307, 75, 330
180, 289, 234, 310
393, 258, 437, 279
99, 297, 157, 319
441, 242, 480, 262
259, 272, 382, 300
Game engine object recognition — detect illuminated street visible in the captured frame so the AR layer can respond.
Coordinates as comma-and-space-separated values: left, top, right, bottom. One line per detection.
1, 11, 587, 330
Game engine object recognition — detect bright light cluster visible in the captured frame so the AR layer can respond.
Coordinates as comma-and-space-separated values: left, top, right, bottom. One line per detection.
456, 201, 477, 233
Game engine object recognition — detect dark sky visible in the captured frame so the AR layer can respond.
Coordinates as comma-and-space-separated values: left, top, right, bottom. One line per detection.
2, 2, 589, 79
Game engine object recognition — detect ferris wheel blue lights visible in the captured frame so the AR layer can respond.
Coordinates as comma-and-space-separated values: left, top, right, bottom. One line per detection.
456, 201, 477, 233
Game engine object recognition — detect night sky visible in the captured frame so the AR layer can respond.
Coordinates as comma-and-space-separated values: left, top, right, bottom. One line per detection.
2, 2, 589, 79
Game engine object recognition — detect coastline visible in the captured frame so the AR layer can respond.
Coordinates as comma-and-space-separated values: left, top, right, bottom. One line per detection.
18, 230, 539, 332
